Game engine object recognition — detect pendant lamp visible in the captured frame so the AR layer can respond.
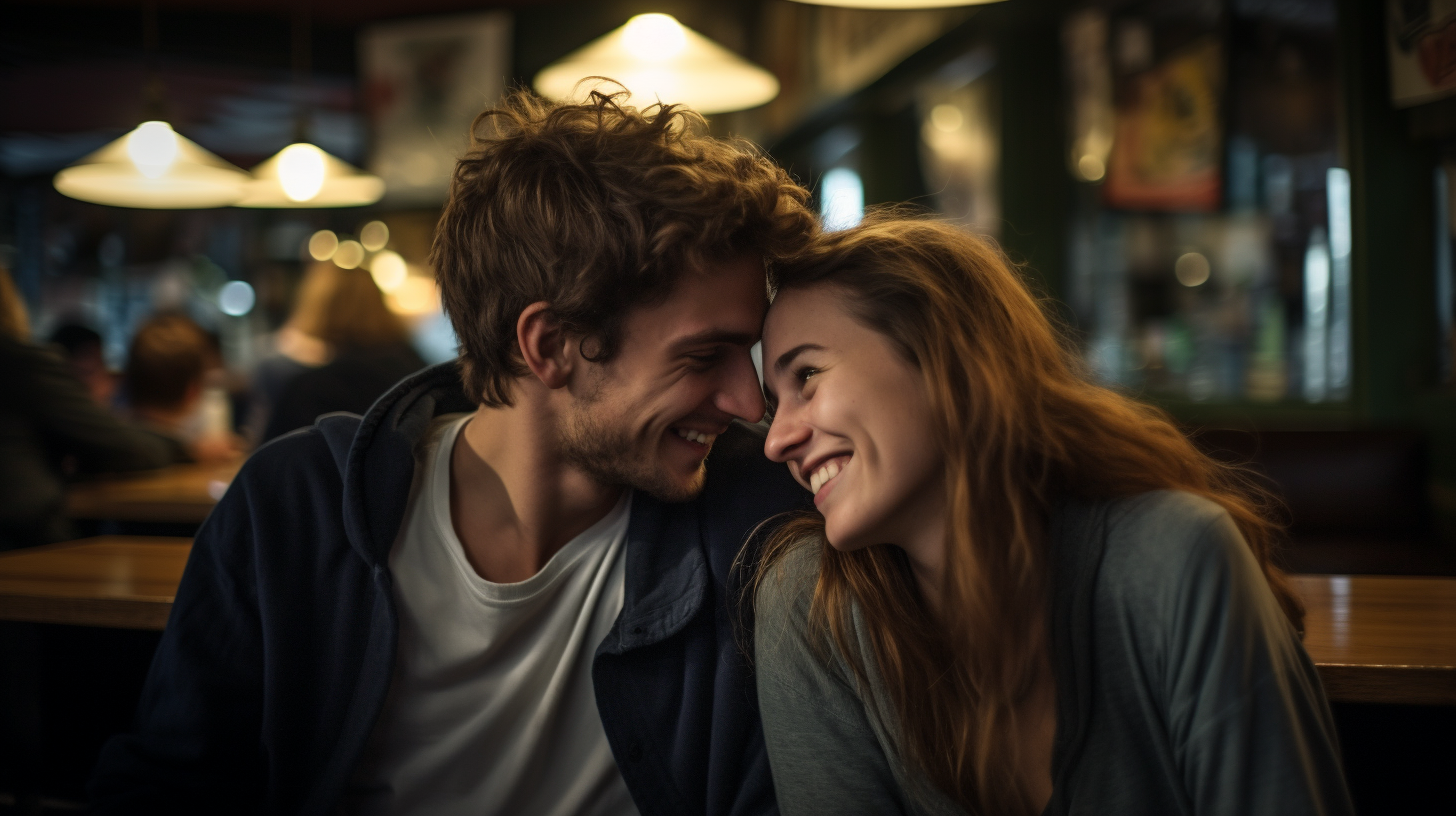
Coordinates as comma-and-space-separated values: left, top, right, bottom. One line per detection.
788, 0, 1004, 7
53, 121, 250, 209
534, 13, 779, 114
237, 9, 385, 208
236, 143, 385, 208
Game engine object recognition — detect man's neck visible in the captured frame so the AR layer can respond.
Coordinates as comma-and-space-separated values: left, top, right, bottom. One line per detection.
449, 402, 623, 584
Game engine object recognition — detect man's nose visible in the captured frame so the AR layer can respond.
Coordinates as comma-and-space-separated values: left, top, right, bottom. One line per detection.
716, 350, 767, 423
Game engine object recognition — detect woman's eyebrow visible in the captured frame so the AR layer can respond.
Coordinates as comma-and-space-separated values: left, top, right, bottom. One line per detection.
772, 343, 825, 374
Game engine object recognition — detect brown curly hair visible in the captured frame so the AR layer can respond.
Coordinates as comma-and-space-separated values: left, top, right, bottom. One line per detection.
433, 84, 816, 406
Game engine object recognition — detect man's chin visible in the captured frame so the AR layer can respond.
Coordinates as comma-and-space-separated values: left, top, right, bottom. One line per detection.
633, 463, 708, 504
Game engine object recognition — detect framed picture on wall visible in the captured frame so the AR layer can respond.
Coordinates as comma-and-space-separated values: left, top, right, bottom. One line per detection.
1103, 35, 1224, 211
360, 12, 511, 207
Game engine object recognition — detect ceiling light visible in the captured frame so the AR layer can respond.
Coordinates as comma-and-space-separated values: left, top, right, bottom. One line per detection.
54, 121, 250, 209
534, 13, 779, 114
788, 0, 1004, 7
237, 143, 385, 208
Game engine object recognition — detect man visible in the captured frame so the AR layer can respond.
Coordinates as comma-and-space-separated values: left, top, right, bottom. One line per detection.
89, 88, 816, 815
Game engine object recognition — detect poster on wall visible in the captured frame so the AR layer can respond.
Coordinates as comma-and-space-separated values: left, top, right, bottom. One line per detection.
1388, 0, 1456, 108
1103, 37, 1223, 212
361, 13, 511, 207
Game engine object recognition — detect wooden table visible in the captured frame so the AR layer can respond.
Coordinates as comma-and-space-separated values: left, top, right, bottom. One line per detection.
65, 460, 241, 524
1294, 574, 1456, 706
0, 536, 192, 629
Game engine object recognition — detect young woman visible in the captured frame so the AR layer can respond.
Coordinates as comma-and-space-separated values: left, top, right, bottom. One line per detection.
752, 217, 1353, 816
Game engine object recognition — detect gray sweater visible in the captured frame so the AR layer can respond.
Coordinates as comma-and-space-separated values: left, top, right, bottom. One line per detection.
754, 491, 1355, 816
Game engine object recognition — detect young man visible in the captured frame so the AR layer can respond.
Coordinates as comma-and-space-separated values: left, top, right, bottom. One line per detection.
89, 90, 816, 815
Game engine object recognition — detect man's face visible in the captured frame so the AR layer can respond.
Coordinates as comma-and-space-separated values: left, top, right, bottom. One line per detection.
557, 255, 768, 502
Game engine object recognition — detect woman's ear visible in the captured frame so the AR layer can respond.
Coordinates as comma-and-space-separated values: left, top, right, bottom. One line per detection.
516, 302, 573, 389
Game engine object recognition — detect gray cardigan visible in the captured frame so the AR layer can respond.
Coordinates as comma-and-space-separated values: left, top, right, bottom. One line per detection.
754, 490, 1355, 816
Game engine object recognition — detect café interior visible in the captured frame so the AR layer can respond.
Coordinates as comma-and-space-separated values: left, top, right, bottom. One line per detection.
0, 0, 1453, 812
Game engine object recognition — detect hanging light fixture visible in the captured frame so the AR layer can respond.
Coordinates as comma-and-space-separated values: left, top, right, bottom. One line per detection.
54, 120, 251, 209
787, 0, 1004, 7
236, 9, 384, 208
236, 143, 385, 208
534, 13, 779, 114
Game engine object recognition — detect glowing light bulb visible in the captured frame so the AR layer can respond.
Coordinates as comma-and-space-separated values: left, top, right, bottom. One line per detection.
360, 220, 390, 251
622, 13, 687, 61
278, 143, 327, 202
334, 240, 365, 270
369, 250, 408, 292
127, 121, 180, 180
308, 230, 339, 261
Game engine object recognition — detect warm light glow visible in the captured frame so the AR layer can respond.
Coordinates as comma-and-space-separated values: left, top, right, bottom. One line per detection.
369, 250, 408, 292
1077, 154, 1106, 182
386, 275, 440, 316
787, 0, 1005, 7
277, 144, 328, 202
218, 280, 256, 316
622, 13, 688, 61
54, 123, 250, 209
308, 230, 339, 261
237, 145, 385, 208
930, 104, 963, 133
1175, 252, 1211, 287
534, 15, 779, 114
360, 220, 390, 251
127, 121, 180, 179
334, 240, 365, 269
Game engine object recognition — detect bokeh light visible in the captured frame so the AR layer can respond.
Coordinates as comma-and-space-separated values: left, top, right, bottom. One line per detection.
308, 230, 338, 261
1175, 252, 1211, 287
369, 250, 408, 292
334, 240, 366, 270
360, 220, 390, 251
218, 280, 256, 316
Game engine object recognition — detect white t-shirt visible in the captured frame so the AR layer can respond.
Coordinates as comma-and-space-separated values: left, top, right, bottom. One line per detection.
343, 414, 640, 816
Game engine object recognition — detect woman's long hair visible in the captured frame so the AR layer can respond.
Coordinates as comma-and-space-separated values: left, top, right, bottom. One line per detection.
755, 215, 1300, 815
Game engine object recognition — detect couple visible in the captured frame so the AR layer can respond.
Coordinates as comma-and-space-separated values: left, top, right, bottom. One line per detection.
90, 89, 1352, 815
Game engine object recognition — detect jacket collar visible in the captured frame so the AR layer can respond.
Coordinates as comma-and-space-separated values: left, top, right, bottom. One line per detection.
335, 361, 708, 650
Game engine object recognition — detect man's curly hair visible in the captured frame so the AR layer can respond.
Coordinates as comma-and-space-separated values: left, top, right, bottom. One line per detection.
432, 85, 817, 407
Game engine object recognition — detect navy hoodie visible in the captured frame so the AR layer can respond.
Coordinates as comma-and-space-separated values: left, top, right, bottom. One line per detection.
90, 362, 806, 815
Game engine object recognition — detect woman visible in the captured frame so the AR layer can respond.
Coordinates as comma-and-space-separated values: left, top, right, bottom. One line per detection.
260, 262, 425, 441
752, 217, 1353, 816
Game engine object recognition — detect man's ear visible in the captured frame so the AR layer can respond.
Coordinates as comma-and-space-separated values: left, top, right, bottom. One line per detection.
517, 302, 573, 389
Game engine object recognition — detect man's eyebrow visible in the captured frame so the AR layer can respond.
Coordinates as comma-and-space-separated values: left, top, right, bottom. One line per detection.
773, 343, 824, 374
669, 329, 758, 350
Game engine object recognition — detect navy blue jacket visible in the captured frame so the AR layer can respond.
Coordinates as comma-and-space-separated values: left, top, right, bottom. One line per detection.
90, 362, 806, 816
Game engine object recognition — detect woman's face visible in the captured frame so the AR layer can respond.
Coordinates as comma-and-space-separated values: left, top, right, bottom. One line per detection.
762, 284, 945, 553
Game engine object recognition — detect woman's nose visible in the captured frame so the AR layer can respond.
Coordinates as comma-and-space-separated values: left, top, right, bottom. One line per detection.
764, 407, 810, 463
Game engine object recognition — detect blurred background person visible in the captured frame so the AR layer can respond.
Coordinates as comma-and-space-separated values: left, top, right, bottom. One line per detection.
245, 260, 343, 445
261, 263, 426, 442
0, 267, 190, 551
48, 321, 116, 408
122, 313, 243, 464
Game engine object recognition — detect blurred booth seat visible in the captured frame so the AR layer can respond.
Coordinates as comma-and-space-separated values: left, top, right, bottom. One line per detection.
1196, 430, 1453, 575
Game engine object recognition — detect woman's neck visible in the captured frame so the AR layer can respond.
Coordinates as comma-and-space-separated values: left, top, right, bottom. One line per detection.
896, 492, 948, 612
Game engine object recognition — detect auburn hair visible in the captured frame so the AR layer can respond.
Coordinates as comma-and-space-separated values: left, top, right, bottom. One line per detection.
433, 84, 816, 406
755, 215, 1301, 816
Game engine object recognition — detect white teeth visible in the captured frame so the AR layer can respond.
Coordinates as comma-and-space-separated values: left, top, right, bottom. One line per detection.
807, 459, 845, 494
675, 428, 716, 446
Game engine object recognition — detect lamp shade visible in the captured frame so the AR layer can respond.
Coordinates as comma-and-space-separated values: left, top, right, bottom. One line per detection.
788, 0, 1003, 7
534, 13, 779, 114
236, 143, 386, 208
54, 121, 250, 209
